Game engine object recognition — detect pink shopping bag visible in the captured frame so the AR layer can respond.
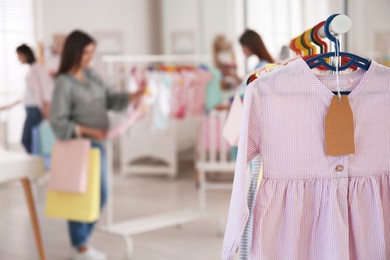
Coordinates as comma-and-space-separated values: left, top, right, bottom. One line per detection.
48, 139, 91, 193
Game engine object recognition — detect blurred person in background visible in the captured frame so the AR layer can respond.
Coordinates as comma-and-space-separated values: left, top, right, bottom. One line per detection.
50, 30, 144, 260
213, 35, 241, 91
229, 30, 275, 161
16, 44, 54, 154
239, 29, 275, 71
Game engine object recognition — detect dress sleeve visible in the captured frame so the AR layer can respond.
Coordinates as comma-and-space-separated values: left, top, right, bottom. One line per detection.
221, 81, 262, 260
49, 76, 76, 140
40, 67, 54, 103
88, 69, 129, 111
105, 87, 130, 111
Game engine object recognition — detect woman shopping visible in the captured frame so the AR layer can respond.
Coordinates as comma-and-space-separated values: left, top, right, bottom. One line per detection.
50, 30, 144, 260
16, 44, 54, 153
239, 29, 275, 70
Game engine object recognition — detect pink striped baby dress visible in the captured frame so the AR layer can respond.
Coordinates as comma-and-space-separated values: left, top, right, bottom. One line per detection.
222, 58, 390, 260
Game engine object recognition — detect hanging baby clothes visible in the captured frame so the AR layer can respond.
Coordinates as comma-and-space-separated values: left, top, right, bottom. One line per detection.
106, 107, 143, 139
223, 93, 244, 146
171, 71, 187, 119
192, 68, 212, 116
199, 113, 230, 153
181, 69, 197, 117
205, 68, 223, 112
222, 58, 390, 260
151, 72, 173, 131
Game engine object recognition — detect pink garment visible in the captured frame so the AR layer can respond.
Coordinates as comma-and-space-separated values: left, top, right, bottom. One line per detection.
170, 72, 188, 119
181, 70, 196, 117
222, 59, 390, 259
192, 69, 212, 116
198, 114, 230, 153
222, 93, 243, 146
168, 69, 211, 119
107, 107, 143, 139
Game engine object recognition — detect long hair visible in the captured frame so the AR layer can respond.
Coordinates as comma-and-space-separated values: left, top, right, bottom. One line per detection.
16, 44, 36, 65
58, 30, 95, 75
239, 29, 274, 63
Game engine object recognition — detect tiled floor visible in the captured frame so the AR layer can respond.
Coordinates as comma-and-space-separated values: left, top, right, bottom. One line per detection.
0, 161, 232, 260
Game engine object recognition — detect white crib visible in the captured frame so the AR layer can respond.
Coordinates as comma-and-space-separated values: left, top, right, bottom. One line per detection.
195, 110, 236, 210
115, 110, 197, 178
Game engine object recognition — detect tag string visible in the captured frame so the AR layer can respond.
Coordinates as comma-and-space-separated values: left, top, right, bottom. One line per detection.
334, 35, 341, 103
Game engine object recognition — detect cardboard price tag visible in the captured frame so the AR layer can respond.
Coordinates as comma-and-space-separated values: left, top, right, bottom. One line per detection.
325, 95, 355, 156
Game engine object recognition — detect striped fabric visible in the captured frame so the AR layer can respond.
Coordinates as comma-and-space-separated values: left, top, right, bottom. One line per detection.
222, 58, 390, 260
239, 156, 262, 260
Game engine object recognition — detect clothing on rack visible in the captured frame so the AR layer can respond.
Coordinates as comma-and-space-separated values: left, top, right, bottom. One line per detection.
126, 66, 216, 131
223, 61, 273, 258
239, 156, 262, 260
205, 68, 223, 112
106, 106, 144, 139
144, 72, 172, 130
193, 69, 213, 115
198, 114, 230, 153
222, 58, 390, 260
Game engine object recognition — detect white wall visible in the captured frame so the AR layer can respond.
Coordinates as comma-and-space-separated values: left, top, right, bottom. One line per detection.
161, 0, 243, 56
35, 0, 154, 55
348, 0, 390, 58
37, 0, 244, 66
161, 0, 198, 54
312, 0, 390, 58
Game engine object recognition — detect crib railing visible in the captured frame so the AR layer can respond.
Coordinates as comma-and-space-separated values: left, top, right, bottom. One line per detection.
196, 110, 236, 210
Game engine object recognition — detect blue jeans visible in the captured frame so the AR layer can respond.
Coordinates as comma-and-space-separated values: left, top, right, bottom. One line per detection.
68, 142, 108, 248
22, 106, 43, 154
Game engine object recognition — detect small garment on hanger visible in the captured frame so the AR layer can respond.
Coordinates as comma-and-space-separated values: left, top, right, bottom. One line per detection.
222, 93, 243, 146
199, 113, 230, 153
222, 58, 390, 260
148, 72, 173, 131
181, 70, 197, 116
107, 106, 144, 139
193, 69, 212, 115
171, 72, 187, 119
205, 68, 223, 111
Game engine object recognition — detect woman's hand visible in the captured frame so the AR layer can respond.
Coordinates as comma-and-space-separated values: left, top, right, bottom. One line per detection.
79, 125, 107, 140
0, 100, 21, 111
128, 88, 145, 109
42, 102, 50, 118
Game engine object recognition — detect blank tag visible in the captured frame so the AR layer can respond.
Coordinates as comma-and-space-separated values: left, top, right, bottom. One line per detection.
325, 96, 355, 156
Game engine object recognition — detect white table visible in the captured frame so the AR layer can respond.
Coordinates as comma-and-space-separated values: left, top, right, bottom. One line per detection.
0, 150, 46, 260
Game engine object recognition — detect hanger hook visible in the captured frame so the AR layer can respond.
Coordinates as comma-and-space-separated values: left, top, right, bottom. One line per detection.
325, 14, 341, 53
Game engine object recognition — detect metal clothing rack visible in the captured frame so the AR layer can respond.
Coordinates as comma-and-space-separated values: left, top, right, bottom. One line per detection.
103, 54, 212, 179
99, 55, 222, 259
103, 54, 211, 80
